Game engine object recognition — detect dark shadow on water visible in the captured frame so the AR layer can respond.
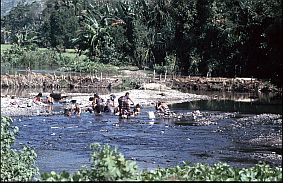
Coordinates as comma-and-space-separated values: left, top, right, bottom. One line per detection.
171, 99, 282, 115
219, 156, 260, 167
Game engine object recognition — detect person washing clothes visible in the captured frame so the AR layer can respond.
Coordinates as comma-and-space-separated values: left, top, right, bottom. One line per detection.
118, 92, 134, 117
155, 101, 171, 116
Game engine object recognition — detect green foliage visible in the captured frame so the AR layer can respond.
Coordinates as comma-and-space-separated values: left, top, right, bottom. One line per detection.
36, 0, 80, 49
88, 143, 140, 181
1, 1, 42, 45
154, 53, 177, 75
2, 0, 281, 85
63, 57, 119, 75
0, 44, 61, 71
1, 116, 39, 181
140, 162, 282, 181
41, 143, 141, 181
0, 44, 119, 75
39, 145, 282, 181
0, 44, 13, 51
72, 2, 119, 62
39, 142, 282, 181
41, 171, 73, 181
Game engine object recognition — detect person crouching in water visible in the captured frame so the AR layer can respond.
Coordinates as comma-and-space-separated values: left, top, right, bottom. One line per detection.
132, 103, 141, 116
92, 93, 104, 115
155, 101, 171, 116
33, 92, 43, 104
104, 99, 114, 113
73, 103, 81, 116
64, 100, 81, 117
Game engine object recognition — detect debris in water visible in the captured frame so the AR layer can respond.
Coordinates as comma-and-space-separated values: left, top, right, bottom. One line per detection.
148, 111, 155, 119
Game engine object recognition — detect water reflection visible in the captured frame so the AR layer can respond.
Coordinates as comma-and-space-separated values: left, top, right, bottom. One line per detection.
186, 90, 282, 103
171, 98, 282, 115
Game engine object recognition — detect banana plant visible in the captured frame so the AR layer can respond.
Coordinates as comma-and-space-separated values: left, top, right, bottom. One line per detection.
73, 3, 123, 61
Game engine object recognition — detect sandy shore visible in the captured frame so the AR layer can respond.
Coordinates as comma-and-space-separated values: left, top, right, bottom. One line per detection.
1, 88, 210, 117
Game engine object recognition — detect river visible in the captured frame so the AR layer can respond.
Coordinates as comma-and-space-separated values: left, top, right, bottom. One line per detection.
8, 89, 282, 174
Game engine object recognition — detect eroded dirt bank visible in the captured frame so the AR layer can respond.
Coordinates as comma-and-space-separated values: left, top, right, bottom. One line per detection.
1, 72, 281, 93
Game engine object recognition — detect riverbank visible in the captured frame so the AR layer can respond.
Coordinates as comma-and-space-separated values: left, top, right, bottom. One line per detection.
1, 71, 281, 93
1, 88, 210, 117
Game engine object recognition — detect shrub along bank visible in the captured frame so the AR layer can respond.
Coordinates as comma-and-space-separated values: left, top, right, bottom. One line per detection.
0, 44, 119, 75
1, 116, 282, 181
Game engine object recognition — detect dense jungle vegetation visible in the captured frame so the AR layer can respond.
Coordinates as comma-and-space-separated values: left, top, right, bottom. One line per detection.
1, 0, 282, 87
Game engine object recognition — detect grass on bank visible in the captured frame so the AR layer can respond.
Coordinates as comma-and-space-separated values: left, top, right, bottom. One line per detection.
1, 44, 80, 58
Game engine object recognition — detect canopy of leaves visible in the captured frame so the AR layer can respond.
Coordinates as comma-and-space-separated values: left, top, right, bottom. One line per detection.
1, 0, 282, 86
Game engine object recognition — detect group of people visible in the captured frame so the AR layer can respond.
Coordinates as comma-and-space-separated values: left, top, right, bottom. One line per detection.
64, 100, 81, 117
33, 92, 54, 112
85, 92, 172, 118
32, 92, 80, 116
33, 92, 54, 105
86, 92, 141, 118
31, 91, 172, 118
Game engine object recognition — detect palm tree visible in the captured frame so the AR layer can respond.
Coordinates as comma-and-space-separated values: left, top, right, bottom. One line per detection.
73, 3, 124, 61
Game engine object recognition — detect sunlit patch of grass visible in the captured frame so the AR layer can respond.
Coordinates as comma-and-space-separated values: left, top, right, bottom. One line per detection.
1, 44, 13, 52
61, 51, 82, 59
38, 47, 48, 51
37, 47, 86, 59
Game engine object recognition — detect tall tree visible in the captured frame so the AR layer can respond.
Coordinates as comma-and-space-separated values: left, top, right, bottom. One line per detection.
114, 0, 137, 64
41, 0, 80, 50
218, 0, 282, 84
73, 3, 121, 63
193, 0, 213, 76
2, 1, 42, 45
147, 0, 174, 66
169, 0, 196, 75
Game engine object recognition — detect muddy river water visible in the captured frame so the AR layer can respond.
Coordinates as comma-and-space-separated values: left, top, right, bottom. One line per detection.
10, 90, 282, 174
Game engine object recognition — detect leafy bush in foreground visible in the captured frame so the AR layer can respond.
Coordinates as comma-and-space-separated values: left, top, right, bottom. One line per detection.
140, 162, 282, 181
41, 143, 140, 181
1, 116, 282, 181
40, 159, 282, 181
0, 116, 39, 181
